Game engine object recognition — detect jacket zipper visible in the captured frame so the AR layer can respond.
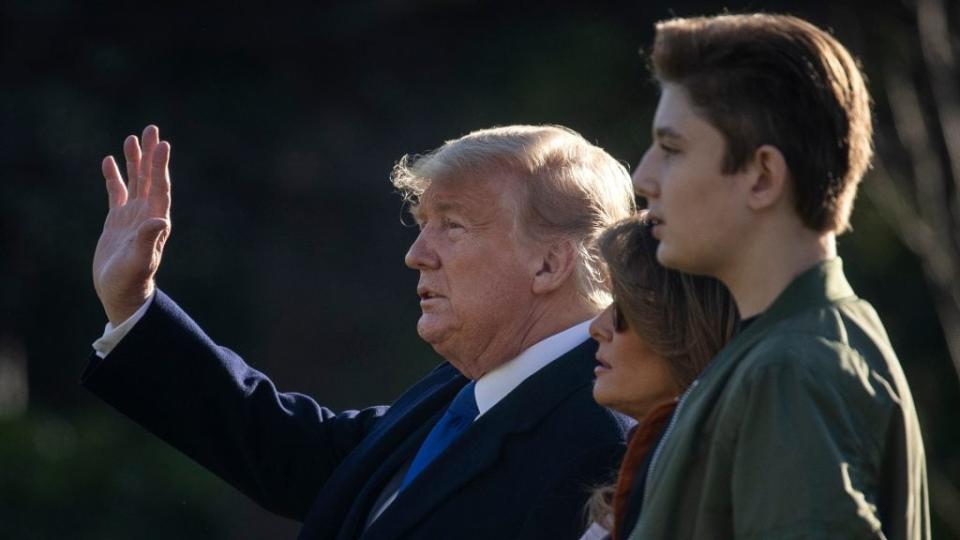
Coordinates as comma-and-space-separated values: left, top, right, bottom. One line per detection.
642, 378, 699, 504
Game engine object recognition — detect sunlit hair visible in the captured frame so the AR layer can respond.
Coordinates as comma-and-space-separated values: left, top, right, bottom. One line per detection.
651, 14, 873, 233
600, 214, 739, 387
586, 213, 739, 530
391, 125, 636, 309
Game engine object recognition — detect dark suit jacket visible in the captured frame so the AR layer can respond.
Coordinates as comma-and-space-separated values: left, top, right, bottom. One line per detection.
82, 291, 631, 539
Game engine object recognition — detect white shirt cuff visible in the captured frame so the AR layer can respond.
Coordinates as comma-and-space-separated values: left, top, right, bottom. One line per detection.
578, 522, 610, 540
91, 294, 155, 358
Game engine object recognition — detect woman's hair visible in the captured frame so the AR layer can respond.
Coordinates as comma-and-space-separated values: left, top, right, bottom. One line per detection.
600, 214, 739, 389
586, 213, 739, 532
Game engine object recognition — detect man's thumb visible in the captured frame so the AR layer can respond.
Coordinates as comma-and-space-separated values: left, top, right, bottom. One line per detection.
136, 218, 171, 252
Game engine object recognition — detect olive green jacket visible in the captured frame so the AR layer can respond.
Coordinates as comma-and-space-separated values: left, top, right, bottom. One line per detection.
627, 259, 929, 540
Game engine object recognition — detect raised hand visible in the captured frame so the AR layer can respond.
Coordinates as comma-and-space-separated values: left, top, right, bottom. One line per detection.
93, 125, 172, 326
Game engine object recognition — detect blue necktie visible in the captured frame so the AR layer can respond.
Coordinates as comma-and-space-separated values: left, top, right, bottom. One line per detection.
399, 381, 478, 491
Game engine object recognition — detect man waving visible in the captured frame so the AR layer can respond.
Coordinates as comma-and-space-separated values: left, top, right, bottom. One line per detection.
84, 124, 635, 539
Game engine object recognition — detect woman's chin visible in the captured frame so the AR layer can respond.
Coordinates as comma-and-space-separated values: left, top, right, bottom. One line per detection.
591, 378, 616, 408
592, 383, 651, 420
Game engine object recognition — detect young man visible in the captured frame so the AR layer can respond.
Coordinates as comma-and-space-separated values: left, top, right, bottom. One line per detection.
629, 14, 929, 540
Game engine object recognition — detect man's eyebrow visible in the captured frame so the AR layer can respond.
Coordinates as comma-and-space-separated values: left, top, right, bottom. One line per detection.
425, 200, 469, 215
410, 199, 467, 222
433, 200, 468, 213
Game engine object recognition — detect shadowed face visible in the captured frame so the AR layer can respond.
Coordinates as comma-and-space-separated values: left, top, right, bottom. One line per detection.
632, 83, 750, 277
589, 303, 680, 420
405, 176, 542, 379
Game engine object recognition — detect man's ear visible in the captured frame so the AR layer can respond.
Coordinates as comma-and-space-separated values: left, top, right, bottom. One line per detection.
746, 144, 790, 211
532, 239, 578, 295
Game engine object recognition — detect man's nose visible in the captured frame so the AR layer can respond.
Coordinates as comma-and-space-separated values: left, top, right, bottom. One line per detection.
404, 229, 439, 270
632, 148, 660, 200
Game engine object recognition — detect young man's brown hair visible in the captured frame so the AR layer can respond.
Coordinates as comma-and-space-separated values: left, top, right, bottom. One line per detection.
650, 14, 873, 233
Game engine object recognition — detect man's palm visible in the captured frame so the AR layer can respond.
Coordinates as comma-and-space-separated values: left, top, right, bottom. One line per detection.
93, 125, 172, 326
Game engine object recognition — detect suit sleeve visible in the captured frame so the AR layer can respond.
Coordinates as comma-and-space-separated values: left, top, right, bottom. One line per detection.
81, 289, 388, 521
724, 338, 891, 539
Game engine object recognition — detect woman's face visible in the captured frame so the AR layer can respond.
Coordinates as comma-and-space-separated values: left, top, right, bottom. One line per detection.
589, 303, 682, 420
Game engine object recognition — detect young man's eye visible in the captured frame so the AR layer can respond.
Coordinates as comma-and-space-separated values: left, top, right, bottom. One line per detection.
659, 143, 680, 154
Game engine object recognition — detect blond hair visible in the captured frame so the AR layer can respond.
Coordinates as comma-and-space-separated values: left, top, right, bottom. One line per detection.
392, 125, 635, 308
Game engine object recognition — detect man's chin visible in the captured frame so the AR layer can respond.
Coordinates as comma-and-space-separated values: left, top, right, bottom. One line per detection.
416, 319, 451, 349
656, 244, 695, 273
656, 245, 719, 278
655, 242, 677, 268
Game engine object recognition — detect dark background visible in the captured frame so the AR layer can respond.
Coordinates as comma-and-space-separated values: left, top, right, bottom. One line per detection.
2, 0, 958, 538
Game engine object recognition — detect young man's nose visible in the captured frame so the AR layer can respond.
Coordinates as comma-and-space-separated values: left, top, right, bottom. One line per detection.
632, 148, 661, 199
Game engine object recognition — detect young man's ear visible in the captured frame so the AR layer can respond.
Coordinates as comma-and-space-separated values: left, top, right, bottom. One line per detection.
746, 144, 790, 211
532, 239, 578, 295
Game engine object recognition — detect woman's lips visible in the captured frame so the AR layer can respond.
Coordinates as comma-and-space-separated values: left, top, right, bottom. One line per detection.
594, 356, 612, 375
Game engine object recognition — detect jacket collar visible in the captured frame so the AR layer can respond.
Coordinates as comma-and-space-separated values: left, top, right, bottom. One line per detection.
642, 258, 857, 507
360, 338, 598, 540
300, 364, 467, 540
732, 257, 855, 348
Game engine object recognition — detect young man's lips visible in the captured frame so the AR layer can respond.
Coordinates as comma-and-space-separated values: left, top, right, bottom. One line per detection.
649, 218, 664, 238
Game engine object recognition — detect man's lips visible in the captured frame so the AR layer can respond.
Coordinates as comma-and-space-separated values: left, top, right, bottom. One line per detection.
417, 287, 445, 301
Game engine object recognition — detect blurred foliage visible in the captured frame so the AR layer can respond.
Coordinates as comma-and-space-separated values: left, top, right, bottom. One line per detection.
0, 410, 234, 539
2, 0, 957, 538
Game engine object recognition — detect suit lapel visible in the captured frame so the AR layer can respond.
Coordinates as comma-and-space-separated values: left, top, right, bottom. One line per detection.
362, 368, 467, 453
299, 364, 468, 540
335, 411, 439, 540
361, 339, 598, 540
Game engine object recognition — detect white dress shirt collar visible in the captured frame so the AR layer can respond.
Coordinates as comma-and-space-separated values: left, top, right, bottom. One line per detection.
473, 319, 593, 417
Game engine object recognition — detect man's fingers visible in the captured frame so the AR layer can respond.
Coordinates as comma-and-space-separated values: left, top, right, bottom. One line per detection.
123, 135, 142, 199
149, 141, 172, 217
102, 156, 128, 209
139, 125, 160, 199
